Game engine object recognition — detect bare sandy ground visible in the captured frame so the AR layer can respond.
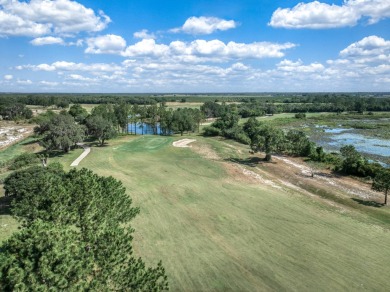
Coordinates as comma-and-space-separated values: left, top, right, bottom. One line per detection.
172, 139, 196, 148
189, 140, 384, 207
0, 124, 33, 150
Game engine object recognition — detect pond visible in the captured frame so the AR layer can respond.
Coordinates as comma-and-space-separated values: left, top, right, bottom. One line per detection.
309, 126, 390, 166
128, 123, 168, 135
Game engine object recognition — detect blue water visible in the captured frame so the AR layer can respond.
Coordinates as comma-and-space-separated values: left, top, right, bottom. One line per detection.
324, 128, 348, 134
312, 126, 390, 166
128, 123, 168, 135
327, 132, 390, 157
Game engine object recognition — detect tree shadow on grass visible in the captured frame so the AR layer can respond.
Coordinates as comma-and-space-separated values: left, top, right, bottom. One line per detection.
352, 198, 385, 208
0, 196, 13, 215
20, 138, 39, 146
226, 156, 275, 167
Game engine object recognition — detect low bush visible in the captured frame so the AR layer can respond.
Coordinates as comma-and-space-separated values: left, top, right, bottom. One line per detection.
9, 153, 39, 170
203, 126, 221, 137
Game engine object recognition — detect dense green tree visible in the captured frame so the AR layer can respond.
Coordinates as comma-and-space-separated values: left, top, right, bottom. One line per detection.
354, 99, 367, 114
202, 126, 221, 136
31, 110, 57, 130
200, 101, 224, 118
9, 153, 39, 170
147, 105, 160, 135
0, 221, 93, 291
159, 107, 174, 135
244, 120, 284, 161
56, 99, 70, 109
172, 108, 195, 136
91, 104, 117, 125
35, 114, 86, 153
372, 169, 390, 205
243, 117, 261, 142
339, 145, 367, 175
114, 102, 130, 133
86, 115, 117, 146
1, 167, 168, 290
310, 146, 327, 162
285, 130, 313, 157
192, 109, 204, 132
68, 104, 89, 123
0, 103, 32, 120
212, 111, 240, 132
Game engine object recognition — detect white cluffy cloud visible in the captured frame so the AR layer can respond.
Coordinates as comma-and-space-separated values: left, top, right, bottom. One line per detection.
30, 36, 64, 46
85, 34, 127, 54
133, 29, 156, 39
14, 36, 390, 92
269, 0, 390, 29
3, 74, 13, 80
17, 61, 124, 73
277, 59, 325, 73
171, 16, 237, 34
340, 35, 390, 58
0, 0, 110, 37
85, 37, 296, 62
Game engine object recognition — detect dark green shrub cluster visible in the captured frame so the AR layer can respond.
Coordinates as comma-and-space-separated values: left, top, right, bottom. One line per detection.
203, 126, 221, 136
9, 153, 39, 170
295, 112, 306, 119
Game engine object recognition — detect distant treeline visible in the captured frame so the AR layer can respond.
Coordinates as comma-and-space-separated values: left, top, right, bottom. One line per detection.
0, 94, 166, 106
0, 93, 390, 107
202, 96, 390, 118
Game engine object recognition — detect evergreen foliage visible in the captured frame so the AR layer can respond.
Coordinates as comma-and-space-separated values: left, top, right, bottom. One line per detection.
1, 166, 168, 291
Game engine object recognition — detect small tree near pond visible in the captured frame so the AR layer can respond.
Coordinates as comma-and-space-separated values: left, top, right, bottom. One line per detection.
243, 118, 284, 162
372, 169, 390, 205
86, 115, 117, 146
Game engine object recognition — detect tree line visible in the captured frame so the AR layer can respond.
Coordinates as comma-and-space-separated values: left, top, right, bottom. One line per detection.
200, 97, 390, 120
2, 93, 390, 120
30, 103, 204, 154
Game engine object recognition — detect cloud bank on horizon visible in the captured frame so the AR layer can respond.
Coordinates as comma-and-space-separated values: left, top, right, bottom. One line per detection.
1, 0, 389, 92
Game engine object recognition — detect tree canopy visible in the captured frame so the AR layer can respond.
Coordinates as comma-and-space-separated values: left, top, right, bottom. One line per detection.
243, 118, 284, 161
86, 115, 117, 146
372, 169, 390, 205
34, 113, 86, 153
1, 166, 168, 291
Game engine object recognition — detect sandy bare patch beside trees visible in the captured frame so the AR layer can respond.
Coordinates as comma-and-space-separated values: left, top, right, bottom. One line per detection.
172, 139, 196, 148
0, 124, 33, 149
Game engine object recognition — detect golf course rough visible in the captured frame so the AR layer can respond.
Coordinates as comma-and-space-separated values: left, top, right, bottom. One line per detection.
2, 135, 390, 291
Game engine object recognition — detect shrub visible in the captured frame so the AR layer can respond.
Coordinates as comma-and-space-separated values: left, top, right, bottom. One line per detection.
295, 112, 306, 119
9, 153, 39, 170
203, 126, 221, 136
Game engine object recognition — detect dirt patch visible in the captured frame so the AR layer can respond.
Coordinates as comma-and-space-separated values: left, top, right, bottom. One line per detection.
273, 155, 381, 200
172, 139, 196, 148
191, 142, 220, 160
0, 123, 34, 150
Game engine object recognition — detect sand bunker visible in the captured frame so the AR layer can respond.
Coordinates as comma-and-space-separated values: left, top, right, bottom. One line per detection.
172, 139, 196, 148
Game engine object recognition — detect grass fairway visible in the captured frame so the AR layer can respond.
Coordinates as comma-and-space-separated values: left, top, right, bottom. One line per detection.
48, 135, 390, 291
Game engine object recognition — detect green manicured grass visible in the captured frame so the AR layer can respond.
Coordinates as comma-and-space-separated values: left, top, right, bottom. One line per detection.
33, 135, 390, 291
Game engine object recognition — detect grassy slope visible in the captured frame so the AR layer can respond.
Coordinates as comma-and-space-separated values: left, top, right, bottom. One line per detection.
41, 135, 390, 291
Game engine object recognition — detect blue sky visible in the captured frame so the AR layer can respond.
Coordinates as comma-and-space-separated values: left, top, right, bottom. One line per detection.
1, 0, 389, 92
